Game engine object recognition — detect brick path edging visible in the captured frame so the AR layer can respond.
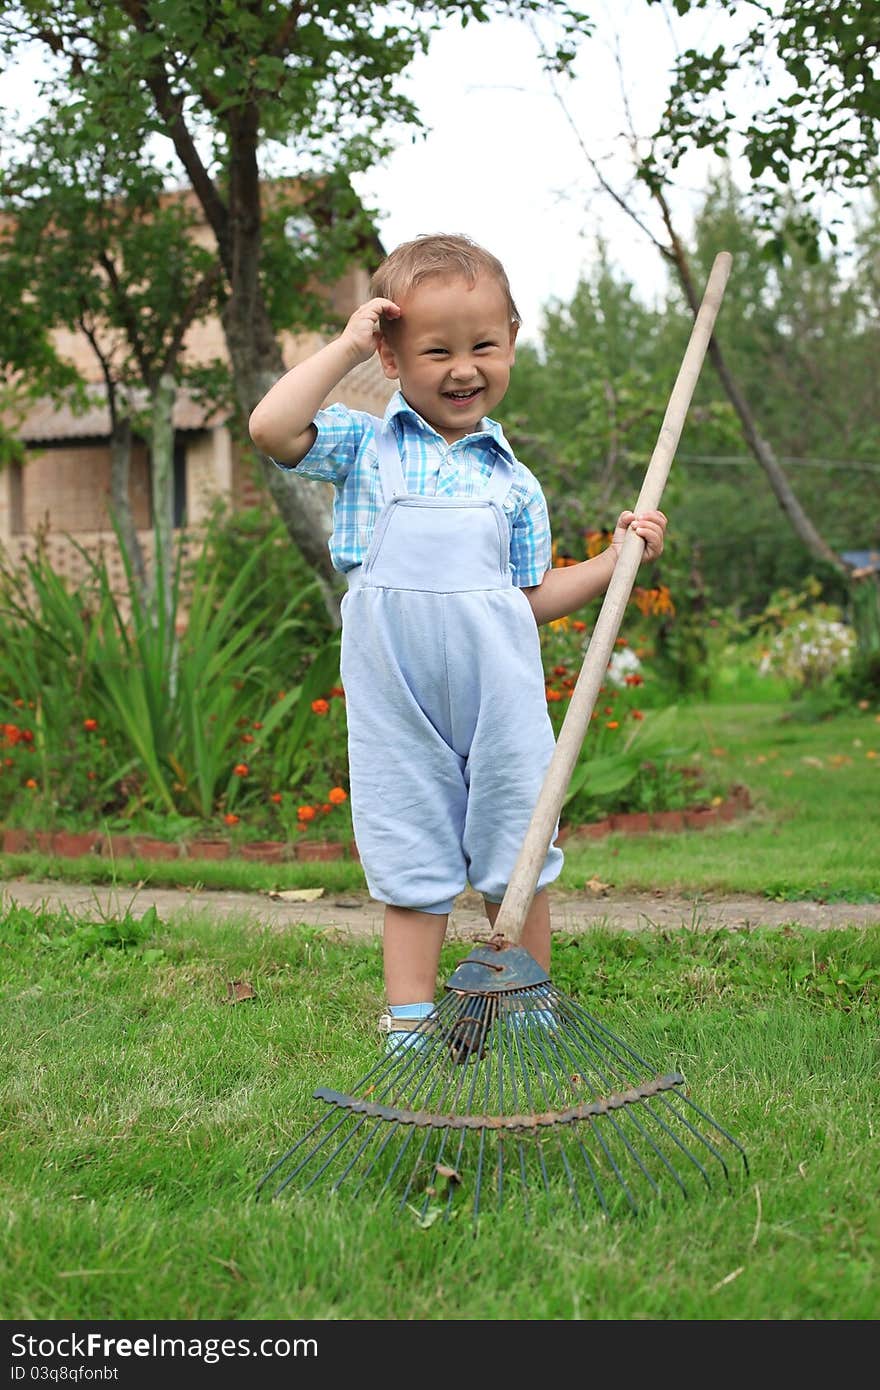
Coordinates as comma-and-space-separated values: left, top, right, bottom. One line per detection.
2, 789, 751, 864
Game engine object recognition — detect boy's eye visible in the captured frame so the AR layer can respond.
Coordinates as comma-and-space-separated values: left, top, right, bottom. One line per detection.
474, 341, 496, 351
424, 348, 449, 357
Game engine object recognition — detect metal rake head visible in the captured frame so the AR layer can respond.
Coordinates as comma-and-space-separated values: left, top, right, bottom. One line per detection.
256, 947, 749, 1223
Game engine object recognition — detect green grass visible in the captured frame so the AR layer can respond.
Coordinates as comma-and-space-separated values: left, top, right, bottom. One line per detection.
1, 898, 878, 1321
1, 699, 878, 1323
559, 701, 880, 901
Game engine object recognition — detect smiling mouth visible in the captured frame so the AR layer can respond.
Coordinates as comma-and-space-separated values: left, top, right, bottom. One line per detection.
443, 388, 482, 402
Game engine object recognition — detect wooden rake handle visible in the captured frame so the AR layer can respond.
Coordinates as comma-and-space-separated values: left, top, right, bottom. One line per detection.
492, 251, 733, 945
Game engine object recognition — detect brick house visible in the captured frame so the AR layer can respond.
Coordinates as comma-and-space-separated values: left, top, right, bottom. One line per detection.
0, 187, 394, 594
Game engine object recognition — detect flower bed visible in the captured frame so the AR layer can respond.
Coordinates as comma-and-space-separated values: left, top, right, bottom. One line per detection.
3, 786, 751, 862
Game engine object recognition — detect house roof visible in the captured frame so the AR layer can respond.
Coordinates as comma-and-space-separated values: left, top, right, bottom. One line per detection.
12, 386, 227, 444
841, 549, 880, 572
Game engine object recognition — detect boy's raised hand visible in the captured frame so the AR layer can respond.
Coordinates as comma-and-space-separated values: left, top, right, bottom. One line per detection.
342, 298, 401, 362
611, 509, 667, 563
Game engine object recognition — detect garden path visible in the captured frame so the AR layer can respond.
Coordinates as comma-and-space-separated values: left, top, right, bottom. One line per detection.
2, 878, 879, 937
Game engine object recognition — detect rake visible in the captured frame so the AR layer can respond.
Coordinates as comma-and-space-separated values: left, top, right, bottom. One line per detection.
257, 251, 749, 1222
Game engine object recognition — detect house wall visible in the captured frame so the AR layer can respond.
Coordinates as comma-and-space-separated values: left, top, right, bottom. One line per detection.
15, 441, 152, 534
1, 359, 394, 596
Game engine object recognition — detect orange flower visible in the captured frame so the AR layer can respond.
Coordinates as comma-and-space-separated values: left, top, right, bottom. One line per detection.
297, 805, 317, 823
551, 541, 578, 567
552, 665, 568, 676
328, 787, 347, 805
321, 803, 332, 814
653, 585, 675, 615
606, 720, 619, 729
311, 698, 330, 716
25, 777, 38, 789
633, 589, 648, 615
584, 529, 610, 559
329, 686, 345, 699
633, 585, 675, 617
87, 770, 97, 780
252, 721, 263, 730
269, 792, 283, 803
223, 812, 239, 826
572, 620, 587, 632
631, 710, 644, 720
83, 718, 99, 732
546, 688, 563, 702
241, 733, 254, 744
624, 674, 644, 686
233, 763, 249, 777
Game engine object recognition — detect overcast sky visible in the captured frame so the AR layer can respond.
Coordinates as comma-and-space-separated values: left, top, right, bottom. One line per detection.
352, 1, 751, 343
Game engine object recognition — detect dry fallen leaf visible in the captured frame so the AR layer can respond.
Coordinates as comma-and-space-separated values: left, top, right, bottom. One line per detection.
584, 875, 611, 895
434, 1164, 461, 1185
267, 887, 325, 902
224, 979, 256, 1004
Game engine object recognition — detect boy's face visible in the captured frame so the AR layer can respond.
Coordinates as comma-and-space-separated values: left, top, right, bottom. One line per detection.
377, 273, 518, 444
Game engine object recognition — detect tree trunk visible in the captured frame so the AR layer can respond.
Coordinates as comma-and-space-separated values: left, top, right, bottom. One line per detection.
150, 372, 176, 628
221, 284, 344, 629
661, 215, 847, 576
108, 408, 147, 596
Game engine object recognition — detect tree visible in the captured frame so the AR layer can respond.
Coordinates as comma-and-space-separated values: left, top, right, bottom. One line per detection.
500, 174, 880, 621
647, 0, 880, 252
0, 95, 222, 608
502, 244, 703, 542
0, 0, 590, 623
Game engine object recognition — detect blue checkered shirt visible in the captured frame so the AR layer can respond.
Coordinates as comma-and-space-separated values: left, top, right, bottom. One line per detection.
273, 390, 552, 587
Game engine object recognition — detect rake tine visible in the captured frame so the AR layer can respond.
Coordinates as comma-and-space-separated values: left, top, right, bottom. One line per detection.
570, 1123, 615, 1218
255, 1106, 349, 1199
664, 1089, 751, 1175
498, 1006, 592, 1221
640, 1089, 748, 1185
283, 1113, 373, 1197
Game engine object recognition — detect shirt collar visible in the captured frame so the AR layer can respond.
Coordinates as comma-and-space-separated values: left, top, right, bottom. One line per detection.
382, 389, 516, 465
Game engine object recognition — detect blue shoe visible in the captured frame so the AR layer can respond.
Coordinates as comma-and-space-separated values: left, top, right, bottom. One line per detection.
503, 991, 558, 1037
379, 1003, 436, 1055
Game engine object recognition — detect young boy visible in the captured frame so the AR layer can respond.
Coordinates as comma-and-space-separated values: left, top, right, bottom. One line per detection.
249, 233, 666, 1048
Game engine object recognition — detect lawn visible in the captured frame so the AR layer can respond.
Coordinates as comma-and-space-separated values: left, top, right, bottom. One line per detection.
1, 699, 878, 1327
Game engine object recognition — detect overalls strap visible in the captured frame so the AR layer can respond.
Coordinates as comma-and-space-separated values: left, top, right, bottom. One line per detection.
375, 424, 408, 501
376, 423, 515, 505
480, 448, 514, 505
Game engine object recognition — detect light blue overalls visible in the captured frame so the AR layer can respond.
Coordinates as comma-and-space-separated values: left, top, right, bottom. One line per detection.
340, 423, 563, 916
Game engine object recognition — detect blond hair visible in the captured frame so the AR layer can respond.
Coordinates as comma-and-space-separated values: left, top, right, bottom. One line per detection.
370, 233, 521, 327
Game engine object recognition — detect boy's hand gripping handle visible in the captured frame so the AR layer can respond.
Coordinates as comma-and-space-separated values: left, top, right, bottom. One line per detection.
491, 251, 733, 946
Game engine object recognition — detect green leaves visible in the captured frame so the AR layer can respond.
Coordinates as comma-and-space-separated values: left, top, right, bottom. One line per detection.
0, 512, 341, 829
563, 705, 695, 808
649, 0, 880, 245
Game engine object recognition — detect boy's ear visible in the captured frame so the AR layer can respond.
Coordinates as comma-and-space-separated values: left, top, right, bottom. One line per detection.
508, 320, 519, 365
376, 334, 400, 381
